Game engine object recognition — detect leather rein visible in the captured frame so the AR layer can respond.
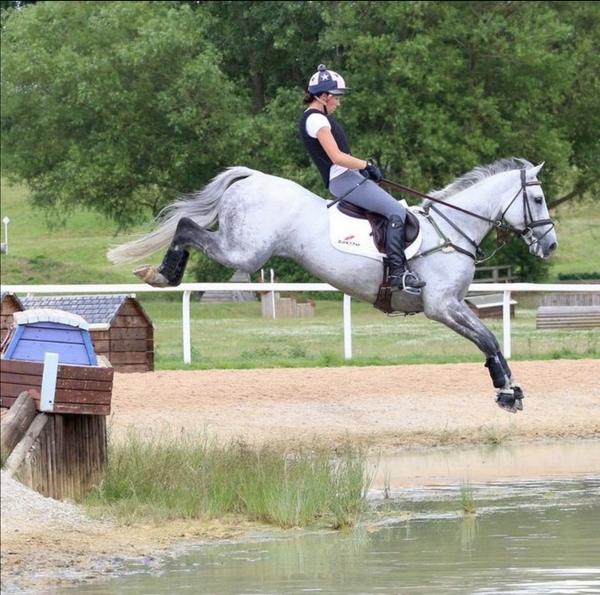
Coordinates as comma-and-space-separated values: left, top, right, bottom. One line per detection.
380, 170, 554, 262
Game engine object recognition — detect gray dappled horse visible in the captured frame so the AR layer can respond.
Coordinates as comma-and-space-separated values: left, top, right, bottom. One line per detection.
108, 158, 557, 413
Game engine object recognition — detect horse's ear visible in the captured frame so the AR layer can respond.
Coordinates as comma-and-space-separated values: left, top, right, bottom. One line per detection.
530, 161, 545, 178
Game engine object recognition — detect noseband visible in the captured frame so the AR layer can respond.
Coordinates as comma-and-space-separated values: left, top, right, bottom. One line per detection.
500, 169, 555, 242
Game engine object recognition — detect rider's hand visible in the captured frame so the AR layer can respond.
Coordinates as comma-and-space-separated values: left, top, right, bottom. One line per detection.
362, 159, 382, 183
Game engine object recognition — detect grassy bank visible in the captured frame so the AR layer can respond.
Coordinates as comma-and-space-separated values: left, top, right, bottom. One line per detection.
86, 427, 370, 530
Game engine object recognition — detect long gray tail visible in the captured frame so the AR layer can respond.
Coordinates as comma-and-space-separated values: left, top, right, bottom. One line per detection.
107, 166, 258, 265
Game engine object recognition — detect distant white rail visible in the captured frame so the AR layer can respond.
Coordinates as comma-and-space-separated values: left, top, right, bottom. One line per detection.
2, 282, 599, 363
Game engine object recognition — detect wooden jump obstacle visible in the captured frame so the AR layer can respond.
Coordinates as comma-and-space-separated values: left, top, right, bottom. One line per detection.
465, 293, 517, 319
261, 292, 315, 319
536, 291, 600, 330
0, 308, 113, 500
536, 305, 600, 330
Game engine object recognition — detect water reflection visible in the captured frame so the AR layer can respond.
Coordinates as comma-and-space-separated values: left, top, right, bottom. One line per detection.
52, 476, 600, 595
369, 439, 600, 488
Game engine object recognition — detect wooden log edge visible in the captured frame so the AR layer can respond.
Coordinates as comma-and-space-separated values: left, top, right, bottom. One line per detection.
4, 412, 50, 478
0, 391, 37, 460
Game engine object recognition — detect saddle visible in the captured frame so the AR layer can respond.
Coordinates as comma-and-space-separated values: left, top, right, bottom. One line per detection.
337, 201, 420, 251
336, 201, 422, 314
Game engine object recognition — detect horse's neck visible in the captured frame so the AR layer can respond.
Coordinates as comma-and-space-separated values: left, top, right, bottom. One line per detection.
441, 171, 518, 243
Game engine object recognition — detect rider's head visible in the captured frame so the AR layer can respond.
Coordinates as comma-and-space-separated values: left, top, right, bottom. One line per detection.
307, 64, 350, 97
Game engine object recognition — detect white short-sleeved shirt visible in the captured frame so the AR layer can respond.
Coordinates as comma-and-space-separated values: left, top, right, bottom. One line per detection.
305, 112, 348, 181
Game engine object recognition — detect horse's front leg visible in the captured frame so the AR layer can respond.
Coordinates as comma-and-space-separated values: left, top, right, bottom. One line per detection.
134, 218, 196, 288
425, 299, 523, 413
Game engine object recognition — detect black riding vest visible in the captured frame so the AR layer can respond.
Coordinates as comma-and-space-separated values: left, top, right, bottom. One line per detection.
298, 109, 352, 188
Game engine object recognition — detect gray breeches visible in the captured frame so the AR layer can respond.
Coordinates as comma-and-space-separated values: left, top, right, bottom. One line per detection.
329, 169, 406, 219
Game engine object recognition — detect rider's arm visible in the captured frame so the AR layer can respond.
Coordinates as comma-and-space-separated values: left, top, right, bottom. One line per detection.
316, 126, 368, 170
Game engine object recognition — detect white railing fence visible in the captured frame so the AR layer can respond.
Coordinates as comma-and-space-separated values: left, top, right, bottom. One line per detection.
2, 282, 599, 363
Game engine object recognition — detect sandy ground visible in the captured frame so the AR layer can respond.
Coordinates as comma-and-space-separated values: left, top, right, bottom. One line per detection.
2, 359, 600, 593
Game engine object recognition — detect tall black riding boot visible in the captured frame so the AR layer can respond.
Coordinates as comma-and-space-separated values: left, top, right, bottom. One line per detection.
386, 214, 426, 294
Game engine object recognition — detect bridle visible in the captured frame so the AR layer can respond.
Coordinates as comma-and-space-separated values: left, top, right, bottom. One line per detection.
381, 168, 555, 261
502, 169, 555, 240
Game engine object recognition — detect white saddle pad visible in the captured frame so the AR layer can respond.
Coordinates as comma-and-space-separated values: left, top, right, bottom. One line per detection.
328, 203, 422, 261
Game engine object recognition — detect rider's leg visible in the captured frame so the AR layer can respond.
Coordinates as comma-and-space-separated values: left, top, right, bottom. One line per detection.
386, 214, 426, 293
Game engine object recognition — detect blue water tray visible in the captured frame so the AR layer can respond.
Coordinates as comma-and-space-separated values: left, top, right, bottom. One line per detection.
2, 308, 98, 366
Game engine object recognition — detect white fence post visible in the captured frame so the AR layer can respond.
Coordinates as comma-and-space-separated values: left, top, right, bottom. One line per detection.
343, 294, 353, 359
183, 290, 192, 364
502, 290, 512, 358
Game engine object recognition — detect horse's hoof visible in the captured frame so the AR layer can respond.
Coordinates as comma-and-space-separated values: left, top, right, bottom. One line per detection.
133, 265, 169, 288
496, 399, 518, 413
495, 390, 521, 414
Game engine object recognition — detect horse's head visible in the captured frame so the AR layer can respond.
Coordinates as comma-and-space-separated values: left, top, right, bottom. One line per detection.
502, 162, 557, 259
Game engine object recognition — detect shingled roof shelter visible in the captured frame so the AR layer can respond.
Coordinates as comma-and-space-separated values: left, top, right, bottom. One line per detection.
13, 294, 155, 373
1, 292, 24, 342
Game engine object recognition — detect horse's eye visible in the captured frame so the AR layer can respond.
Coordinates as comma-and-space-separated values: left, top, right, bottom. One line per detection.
534, 197, 543, 205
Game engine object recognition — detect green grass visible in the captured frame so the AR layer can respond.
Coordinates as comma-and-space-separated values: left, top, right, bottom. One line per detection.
137, 297, 598, 369
0, 179, 155, 285
2, 179, 598, 285
86, 426, 370, 530
460, 483, 477, 516
547, 199, 600, 278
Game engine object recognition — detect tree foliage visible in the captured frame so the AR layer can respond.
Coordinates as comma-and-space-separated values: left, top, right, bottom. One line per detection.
1, 1, 598, 280
1, 1, 251, 228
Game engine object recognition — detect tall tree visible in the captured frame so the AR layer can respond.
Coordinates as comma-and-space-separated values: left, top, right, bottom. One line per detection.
1, 1, 251, 228
201, 1, 329, 113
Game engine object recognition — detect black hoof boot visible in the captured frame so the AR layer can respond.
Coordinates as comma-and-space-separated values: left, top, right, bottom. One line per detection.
495, 389, 523, 413
157, 248, 190, 286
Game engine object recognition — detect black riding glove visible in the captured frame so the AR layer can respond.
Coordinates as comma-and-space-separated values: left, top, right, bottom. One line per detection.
361, 159, 382, 183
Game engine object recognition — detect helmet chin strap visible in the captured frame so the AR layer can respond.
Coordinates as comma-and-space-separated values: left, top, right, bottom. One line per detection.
314, 94, 329, 114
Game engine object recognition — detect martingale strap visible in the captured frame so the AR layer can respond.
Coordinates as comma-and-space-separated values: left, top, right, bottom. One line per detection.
414, 208, 480, 260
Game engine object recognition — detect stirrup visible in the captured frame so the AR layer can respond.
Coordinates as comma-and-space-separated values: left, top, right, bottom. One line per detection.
391, 271, 424, 296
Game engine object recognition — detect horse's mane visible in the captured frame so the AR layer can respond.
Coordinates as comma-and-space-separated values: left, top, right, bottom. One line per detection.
424, 157, 534, 206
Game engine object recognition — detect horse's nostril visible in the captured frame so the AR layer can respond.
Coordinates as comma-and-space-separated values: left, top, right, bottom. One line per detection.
550, 243, 557, 252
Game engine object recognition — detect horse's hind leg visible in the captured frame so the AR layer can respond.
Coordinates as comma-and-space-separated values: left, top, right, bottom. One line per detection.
425, 300, 523, 413
134, 216, 268, 287
134, 217, 211, 287
134, 245, 188, 287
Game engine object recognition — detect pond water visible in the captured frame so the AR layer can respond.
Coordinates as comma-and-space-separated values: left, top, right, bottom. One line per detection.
51, 442, 600, 595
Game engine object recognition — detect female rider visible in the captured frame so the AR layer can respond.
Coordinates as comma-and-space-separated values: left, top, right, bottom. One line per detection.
298, 64, 425, 293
